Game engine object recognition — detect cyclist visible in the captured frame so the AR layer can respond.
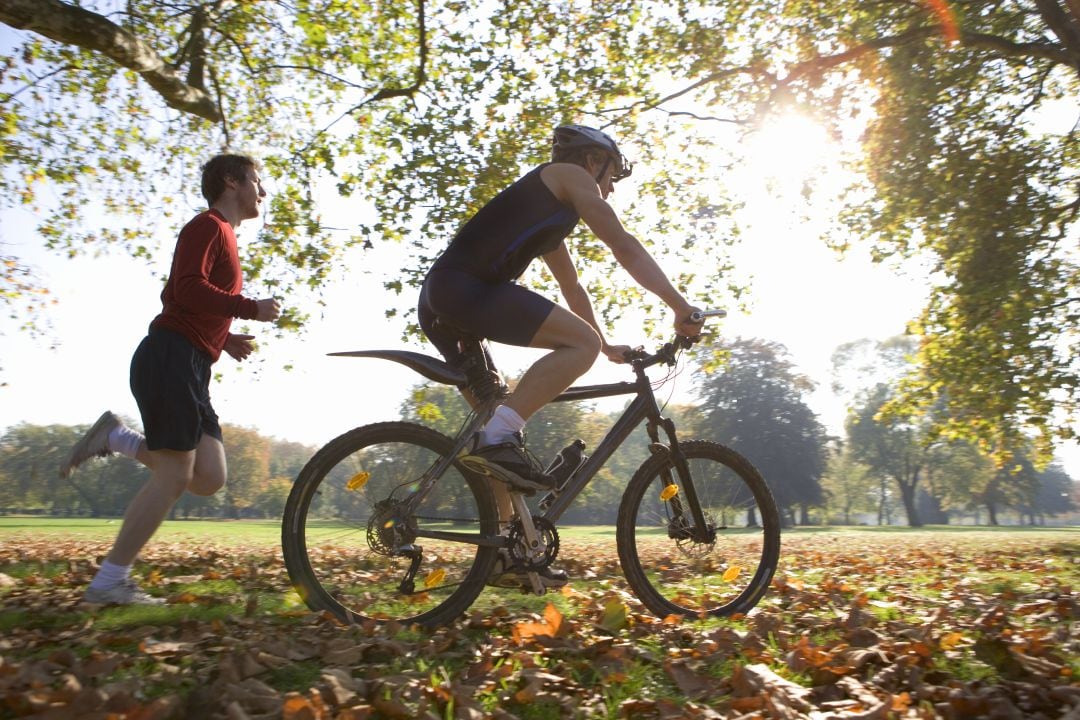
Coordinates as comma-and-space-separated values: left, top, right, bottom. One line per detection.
418, 125, 701, 584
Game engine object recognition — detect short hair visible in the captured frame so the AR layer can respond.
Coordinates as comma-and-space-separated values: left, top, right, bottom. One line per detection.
551, 145, 612, 168
200, 154, 259, 206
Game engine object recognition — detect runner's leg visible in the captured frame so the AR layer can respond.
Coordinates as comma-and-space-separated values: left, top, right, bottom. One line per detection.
105, 448, 195, 566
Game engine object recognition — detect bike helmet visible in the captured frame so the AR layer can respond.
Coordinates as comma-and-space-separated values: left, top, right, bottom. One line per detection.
552, 124, 633, 182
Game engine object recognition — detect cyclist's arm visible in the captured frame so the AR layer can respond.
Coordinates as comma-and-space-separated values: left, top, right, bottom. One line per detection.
542, 242, 628, 361
542, 164, 699, 333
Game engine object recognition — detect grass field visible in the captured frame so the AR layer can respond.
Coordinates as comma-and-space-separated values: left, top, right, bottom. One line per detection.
2, 515, 1075, 542
0, 519, 1076, 719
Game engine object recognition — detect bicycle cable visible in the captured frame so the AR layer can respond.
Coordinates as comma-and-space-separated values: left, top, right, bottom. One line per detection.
655, 346, 683, 414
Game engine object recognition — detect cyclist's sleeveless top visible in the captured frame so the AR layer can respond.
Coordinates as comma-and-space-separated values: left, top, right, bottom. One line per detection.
433, 164, 579, 283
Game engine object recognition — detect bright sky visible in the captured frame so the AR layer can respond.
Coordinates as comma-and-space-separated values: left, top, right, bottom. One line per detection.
2, 111, 1078, 480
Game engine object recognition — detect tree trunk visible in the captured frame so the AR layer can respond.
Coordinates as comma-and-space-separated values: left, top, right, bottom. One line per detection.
0, 0, 222, 120
898, 479, 922, 526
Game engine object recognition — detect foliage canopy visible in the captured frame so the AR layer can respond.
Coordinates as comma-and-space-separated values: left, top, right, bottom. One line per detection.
1, 0, 1078, 462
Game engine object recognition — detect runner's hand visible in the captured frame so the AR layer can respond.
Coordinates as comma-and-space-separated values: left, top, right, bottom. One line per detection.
255, 297, 281, 322
224, 333, 256, 361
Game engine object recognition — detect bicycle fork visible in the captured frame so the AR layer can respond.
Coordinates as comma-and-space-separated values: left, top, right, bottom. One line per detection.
648, 418, 715, 545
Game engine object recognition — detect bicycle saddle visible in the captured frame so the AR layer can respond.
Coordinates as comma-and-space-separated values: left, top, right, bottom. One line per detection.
328, 350, 468, 386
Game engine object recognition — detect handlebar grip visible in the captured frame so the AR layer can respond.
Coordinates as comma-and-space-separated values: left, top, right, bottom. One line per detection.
689, 309, 727, 323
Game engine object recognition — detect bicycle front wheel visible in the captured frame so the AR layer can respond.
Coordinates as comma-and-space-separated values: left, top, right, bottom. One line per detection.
616, 440, 780, 619
282, 422, 499, 627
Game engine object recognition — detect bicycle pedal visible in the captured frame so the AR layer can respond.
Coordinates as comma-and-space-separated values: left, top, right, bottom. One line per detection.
648, 442, 670, 456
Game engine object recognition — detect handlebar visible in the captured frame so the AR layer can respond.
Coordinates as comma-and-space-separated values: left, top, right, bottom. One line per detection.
689, 309, 727, 323
623, 308, 726, 368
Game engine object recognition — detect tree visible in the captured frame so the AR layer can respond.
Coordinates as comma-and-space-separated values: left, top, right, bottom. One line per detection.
3, 0, 1077, 463
820, 444, 876, 525
268, 438, 315, 483
1028, 463, 1078, 523
847, 383, 930, 526
695, 338, 827, 525
221, 424, 270, 518
921, 439, 990, 522
0, 420, 148, 515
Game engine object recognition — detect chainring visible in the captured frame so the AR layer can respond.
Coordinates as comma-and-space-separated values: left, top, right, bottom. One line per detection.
506, 517, 560, 569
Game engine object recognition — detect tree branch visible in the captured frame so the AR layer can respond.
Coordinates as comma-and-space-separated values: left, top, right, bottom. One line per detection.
959, 30, 1074, 68
366, 0, 428, 103
1032, 0, 1080, 65
0, 0, 222, 121
775, 21, 1075, 98
307, 0, 428, 144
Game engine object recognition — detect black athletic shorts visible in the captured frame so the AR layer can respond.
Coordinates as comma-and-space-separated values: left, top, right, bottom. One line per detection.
418, 266, 556, 366
129, 327, 223, 452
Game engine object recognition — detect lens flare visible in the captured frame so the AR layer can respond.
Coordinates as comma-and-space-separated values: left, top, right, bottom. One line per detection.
925, 0, 959, 42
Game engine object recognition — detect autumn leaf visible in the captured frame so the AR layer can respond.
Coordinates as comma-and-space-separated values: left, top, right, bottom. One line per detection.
511, 602, 564, 643
598, 597, 629, 633
0, 531, 1077, 720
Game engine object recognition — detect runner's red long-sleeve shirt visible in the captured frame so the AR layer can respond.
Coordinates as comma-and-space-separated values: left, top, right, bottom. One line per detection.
150, 209, 259, 362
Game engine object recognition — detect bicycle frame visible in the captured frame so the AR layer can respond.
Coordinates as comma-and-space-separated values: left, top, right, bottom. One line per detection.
332, 333, 716, 545
542, 361, 712, 542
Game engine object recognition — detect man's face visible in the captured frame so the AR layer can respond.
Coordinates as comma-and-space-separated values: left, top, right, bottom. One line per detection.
586, 156, 617, 199
233, 167, 267, 220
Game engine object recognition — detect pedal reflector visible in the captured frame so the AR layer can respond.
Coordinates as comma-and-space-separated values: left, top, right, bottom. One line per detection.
346, 471, 370, 491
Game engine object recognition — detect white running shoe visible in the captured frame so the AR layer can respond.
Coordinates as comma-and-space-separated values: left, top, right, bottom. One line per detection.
58, 411, 121, 478
83, 578, 165, 606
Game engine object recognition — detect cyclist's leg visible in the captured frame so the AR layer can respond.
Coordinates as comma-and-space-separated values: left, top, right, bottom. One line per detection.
420, 269, 598, 490
502, 303, 600, 421
423, 269, 600, 421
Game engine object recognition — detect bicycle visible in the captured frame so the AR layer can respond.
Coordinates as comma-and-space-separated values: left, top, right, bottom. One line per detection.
282, 310, 781, 627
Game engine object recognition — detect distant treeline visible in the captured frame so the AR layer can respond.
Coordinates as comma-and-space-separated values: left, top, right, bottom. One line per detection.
2, 339, 1076, 525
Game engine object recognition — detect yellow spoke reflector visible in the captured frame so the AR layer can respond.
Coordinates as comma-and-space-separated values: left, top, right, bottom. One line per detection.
660, 484, 679, 501
722, 566, 742, 582
424, 568, 446, 589
346, 471, 370, 491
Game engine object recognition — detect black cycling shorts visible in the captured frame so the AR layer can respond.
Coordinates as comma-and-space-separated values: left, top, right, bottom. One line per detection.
129, 327, 223, 452
418, 266, 556, 366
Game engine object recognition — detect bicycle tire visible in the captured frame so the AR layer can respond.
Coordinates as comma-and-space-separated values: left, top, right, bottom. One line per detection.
282, 421, 499, 627
616, 440, 780, 619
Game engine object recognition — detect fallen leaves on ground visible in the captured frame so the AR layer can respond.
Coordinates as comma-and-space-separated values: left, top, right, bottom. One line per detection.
0, 531, 1077, 719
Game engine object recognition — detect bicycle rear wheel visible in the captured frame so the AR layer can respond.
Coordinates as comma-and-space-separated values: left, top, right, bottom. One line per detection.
282, 422, 498, 627
616, 440, 780, 619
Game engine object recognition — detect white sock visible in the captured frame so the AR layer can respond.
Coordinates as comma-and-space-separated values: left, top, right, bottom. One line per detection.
480, 405, 526, 446
89, 560, 131, 590
107, 424, 144, 459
